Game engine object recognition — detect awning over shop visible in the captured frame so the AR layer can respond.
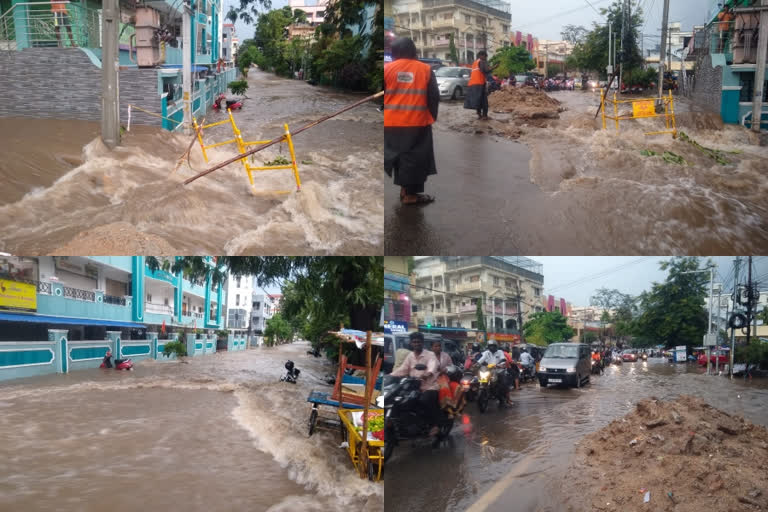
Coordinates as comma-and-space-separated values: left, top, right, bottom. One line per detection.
0, 312, 146, 329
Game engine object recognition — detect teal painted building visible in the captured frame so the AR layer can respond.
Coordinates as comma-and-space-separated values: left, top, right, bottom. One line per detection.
0, 256, 249, 382
692, 0, 768, 129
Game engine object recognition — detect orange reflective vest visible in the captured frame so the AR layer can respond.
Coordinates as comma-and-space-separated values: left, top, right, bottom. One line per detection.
51, 1, 67, 13
384, 59, 435, 127
468, 59, 486, 86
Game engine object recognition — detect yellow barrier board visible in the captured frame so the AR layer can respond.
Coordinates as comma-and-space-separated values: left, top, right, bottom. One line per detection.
193, 110, 302, 194
632, 100, 655, 118
0, 279, 37, 311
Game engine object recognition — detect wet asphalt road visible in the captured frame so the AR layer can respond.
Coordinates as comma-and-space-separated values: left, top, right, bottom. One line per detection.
384, 358, 768, 512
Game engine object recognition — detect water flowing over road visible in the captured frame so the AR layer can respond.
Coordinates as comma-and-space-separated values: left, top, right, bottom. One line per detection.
0, 70, 383, 255
0, 342, 383, 511
385, 358, 768, 512
385, 90, 768, 255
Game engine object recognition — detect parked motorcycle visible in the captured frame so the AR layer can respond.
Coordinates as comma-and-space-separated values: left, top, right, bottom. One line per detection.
280, 360, 301, 383
476, 363, 507, 413
307, 347, 321, 358
383, 367, 455, 462
213, 93, 244, 111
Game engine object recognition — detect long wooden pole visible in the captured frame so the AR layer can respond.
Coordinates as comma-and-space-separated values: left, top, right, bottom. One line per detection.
182, 91, 384, 186
360, 330, 372, 478
594, 74, 616, 119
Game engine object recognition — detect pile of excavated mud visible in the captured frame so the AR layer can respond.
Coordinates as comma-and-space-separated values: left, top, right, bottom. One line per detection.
563, 395, 768, 512
488, 86, 564, 119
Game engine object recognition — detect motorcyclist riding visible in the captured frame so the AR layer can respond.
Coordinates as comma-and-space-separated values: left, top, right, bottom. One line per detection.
476, 340, 512, 405
101, 350, 126, 369
520, 348, 535, 375
464, 342, 483, 370
438, 365, 465, 417
391, 332, 441, 436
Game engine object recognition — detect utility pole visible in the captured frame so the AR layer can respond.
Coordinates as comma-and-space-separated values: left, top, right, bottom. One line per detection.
658, 0, 670, 98
101, 0, 120, 149
707, 265, 714, 376
619, 0, 627, 93
182, 0, 193, 135
752, 0, 768, 132
667, 30, 672, 78
730, 257, 740, 379
608, 23, 612, 77
746, 256, 753, 346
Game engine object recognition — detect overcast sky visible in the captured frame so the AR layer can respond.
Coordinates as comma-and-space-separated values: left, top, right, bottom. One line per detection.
531, 256, 768, 306
509, 0, 717, 42
225, 0, 290, 42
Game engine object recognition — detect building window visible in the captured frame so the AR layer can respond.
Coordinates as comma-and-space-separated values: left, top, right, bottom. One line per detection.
469, 274, 479, 282
316, 11, 324, 17
502, 24, 508, 32
493, 276, 500, 286
505, 278, 513, 288
147, 293, 152, 302
533, 287, 541, 296
237, 277, 241, 288
470, 298, 478, 305
443, 13, 451, 19
465, 15, 471, 23
254, 301, 260, 309
164, 298, 169, 306
478, 17, 486, 26
471, 320, 477, 328
236, 294, 240, 306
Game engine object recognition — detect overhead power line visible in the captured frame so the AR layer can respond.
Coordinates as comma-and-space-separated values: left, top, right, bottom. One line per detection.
545, 257, 656, 294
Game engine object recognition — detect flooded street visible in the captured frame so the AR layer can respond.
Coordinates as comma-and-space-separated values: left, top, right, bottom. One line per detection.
385, 358, 768, 512
0, 342, 383, 511
385, 90, 768, 255
0, 70, 383, 255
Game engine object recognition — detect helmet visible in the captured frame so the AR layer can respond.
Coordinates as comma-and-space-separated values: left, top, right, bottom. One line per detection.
446, 365, 461, 382
472, 343, 480, 352
522, 348, 528, 353
488, 342, 498, 353
285, 360, 294, 371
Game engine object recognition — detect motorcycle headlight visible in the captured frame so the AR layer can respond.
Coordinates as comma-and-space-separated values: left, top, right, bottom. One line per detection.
479, 370, 490, 380
566, 367, 576, 373
538, 366, 547, 372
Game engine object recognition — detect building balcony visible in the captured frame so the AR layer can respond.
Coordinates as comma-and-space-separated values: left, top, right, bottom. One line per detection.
428, 20, 455, 30
36, 281, 132, 322
454, 281, 482, 293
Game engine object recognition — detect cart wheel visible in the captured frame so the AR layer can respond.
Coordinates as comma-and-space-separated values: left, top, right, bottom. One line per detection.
308, 408, 318, 437
368, 460, 376, 481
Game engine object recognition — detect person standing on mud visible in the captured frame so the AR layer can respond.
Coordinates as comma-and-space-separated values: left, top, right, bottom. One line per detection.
384, 37, 439, 205
464, 50, 497, 120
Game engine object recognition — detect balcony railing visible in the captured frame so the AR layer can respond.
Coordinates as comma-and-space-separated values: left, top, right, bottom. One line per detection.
104, 294, 126, 306
0, 1, 102, 57
37, 281, 51, 294
63, 286, 95, 302
147, 303, 174, 316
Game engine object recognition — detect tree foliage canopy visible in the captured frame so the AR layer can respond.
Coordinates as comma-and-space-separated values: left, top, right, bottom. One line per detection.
630, 257, 710, 349
264, 313, 293, 346
522, 311, 575, 346
489, 45, 535, 77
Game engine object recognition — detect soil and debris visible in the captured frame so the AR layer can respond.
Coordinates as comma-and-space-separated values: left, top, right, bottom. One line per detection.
488, 87, 565, 121
563, 395, 768, 512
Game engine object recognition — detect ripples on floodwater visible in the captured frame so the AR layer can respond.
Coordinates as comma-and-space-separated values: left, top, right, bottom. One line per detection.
0, 342, 383, 512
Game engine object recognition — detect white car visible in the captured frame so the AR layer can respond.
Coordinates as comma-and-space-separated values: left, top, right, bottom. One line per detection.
435, 67, 471, 100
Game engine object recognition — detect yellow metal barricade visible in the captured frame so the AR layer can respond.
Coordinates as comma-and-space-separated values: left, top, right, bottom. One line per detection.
599, 89, 677, 137
193, 109, 302, 194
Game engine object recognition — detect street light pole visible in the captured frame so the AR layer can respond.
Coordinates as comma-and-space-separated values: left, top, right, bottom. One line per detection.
730, 257, 741, 380
680, 265, 715, 375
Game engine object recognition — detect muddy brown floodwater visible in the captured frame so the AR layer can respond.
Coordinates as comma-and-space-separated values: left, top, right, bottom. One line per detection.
384, 358, 768, 512
0, 70, 383, 255
384, 90, 768, 255
0, 342, 383, 511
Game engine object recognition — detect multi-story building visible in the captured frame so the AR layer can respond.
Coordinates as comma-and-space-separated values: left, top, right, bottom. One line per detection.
222, 23, 238, 62
250, 292, 266, 346
535, 39, 572, 76
392, 0, 511, 63
644, 22, 694, 73
0, 0, 236, 131
264, 294, 282, 320
224, 273, 253, 331
411, 256, 544, 344
690, 0, 767, 129
0, 256, 252, 382
384, 257, 412, 332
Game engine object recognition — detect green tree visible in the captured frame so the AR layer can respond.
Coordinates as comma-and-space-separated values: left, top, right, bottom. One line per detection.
264, 313, 293, 346
583, 330, 598, 343
523, 311, 575, 346
448, 34, 459, 64
631, 257, 710, 351
489, 45, 535, 78
566, 0, 644, 77
475, 299, 486, 333
146, 257, 383, 336
560, 24, 588, 45
600, 309, 611, 339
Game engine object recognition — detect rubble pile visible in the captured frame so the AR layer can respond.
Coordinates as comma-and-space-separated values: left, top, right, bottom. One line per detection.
566, 395, 768, 512
488, 86, 564, 119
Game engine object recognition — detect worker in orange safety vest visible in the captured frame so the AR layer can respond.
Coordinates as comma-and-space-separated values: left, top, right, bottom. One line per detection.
463, 50, 498, 120
384, 37, 440, 205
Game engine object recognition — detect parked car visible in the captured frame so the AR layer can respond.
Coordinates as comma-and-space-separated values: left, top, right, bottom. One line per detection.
697, 349, 729, 366
537, 343, 592, 388
382, 332, 464, 373
435, 66, 471, 100
621, 349, 638, 362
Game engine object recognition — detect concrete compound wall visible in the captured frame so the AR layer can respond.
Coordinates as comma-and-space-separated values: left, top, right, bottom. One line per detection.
692, 52, 724, 117
0, 330, 238, 383
0, 48, 162, 126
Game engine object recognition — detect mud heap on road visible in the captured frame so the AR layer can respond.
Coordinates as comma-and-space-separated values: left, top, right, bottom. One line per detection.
564, 395, 768, 512
488, 86, 564, 120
